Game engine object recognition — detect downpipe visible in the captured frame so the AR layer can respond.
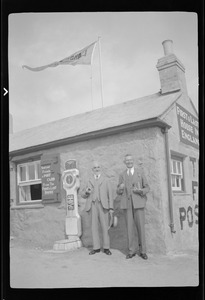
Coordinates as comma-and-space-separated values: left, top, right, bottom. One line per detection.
162, 127, 176, 234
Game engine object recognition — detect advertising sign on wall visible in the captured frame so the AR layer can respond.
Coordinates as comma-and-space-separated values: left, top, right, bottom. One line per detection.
176, 103, 199, 149
41, 154, 60, 202
41, 164, 58, 197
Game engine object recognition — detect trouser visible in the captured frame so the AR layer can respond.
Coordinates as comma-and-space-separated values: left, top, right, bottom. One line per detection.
124, 197, 146, 254
91, 200, 110, 250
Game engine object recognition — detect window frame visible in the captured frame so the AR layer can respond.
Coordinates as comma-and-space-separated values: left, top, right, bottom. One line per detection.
171, 156, 184, 192
17, 160, 42, 203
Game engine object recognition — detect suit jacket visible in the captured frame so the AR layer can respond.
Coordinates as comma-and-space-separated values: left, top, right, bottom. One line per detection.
81, 174, 114, 212
117, 168, 150, 209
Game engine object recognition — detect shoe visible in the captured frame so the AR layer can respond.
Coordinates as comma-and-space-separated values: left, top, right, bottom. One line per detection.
89, 249, 101, 255
104, 249, 112, 255
140, 253, 148, 260
126, 253, 136, 259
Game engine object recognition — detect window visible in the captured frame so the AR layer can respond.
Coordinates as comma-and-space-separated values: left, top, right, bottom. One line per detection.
17, 161, 42, 203
171, 157, 184, 191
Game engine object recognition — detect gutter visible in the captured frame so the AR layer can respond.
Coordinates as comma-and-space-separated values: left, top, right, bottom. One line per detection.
162, 127, 176, 234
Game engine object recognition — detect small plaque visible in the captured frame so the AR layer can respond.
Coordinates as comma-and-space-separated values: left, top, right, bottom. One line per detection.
65, 159, 77, 170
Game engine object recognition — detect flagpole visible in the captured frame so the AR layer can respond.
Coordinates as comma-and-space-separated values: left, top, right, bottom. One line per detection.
90, 64, 94, 110
90, 41, 97, 111
98, 36, 104, 108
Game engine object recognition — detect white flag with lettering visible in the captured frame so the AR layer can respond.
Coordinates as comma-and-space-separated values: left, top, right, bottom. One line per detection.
22, 41, 97, 72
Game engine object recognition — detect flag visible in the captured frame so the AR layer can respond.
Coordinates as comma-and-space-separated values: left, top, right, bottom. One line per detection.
22, 41, 97, 72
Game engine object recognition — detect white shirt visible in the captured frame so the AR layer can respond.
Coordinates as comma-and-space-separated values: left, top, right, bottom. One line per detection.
127, 167, 134, 175
94, 174, 101, 180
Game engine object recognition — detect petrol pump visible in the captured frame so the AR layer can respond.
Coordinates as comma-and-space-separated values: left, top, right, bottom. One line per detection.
53, 159, 82, 251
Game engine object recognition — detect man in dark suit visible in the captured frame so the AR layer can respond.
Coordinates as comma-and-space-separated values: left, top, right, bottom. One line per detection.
82, 161, 114, 255
117, 154, 150, 260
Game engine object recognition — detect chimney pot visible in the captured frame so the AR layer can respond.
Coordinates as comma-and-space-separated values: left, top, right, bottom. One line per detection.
162, 39, 173, 56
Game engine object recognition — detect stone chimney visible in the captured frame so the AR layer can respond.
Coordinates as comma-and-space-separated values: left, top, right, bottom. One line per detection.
156, 40, 188, 95
9, 113, 13, 134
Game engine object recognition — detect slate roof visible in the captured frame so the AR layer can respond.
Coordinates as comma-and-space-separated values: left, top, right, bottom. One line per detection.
9, 91, 182, 153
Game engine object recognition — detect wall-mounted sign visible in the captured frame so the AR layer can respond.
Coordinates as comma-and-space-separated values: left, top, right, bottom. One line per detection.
41, 154, 60, 202
176, 104, 199, 149
41, 165, 58, 196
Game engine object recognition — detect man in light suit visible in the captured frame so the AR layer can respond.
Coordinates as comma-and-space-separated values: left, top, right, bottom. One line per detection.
117, 154, 150, 260
82, 161, 114, 255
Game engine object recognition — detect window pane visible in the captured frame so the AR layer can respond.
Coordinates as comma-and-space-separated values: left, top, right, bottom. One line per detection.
36, 162, 41, 179
30, 184, 42, 200
19, 185, 31, 201
171, 162, 173, 173
173, 161, 177, 173
20, 166, 26, 181
176, 176, 180, 188
193, 163, 196, 177
177, 161, 181, 174
171, 175, 175, 187
28, 164, 35, 180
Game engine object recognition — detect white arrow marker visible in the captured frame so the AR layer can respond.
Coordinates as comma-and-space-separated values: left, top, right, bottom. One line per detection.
3, 88, 8, 96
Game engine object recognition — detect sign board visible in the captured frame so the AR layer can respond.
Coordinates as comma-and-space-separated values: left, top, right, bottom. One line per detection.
176, 104, 199, 149
41, 154, 60, 202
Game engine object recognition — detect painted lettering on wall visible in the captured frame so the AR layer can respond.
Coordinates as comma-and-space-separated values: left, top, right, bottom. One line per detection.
176, 103, 199, 149
192, 181, 198, 201
179, 204, 198, 230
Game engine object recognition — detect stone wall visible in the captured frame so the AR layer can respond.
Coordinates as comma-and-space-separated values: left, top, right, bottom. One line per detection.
11, 126, 168, 253
10, 205, 66, 249
161, 94, 199, 252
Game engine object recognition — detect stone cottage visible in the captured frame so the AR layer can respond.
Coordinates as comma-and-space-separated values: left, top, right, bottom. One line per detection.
9, 40, 199, 254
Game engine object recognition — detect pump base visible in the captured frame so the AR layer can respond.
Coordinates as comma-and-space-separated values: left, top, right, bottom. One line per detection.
53, 236, 82, 251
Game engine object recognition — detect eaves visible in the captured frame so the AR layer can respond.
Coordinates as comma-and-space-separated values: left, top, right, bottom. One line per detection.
9, 117, 171, 157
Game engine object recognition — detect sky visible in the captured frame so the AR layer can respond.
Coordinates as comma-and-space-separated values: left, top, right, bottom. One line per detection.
8, 12, 198, 133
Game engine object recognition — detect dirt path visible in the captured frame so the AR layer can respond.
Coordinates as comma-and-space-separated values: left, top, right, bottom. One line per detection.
10, 243, 198, 288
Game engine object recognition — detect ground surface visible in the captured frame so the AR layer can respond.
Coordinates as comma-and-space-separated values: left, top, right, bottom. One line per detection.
10, 238, 199, 288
